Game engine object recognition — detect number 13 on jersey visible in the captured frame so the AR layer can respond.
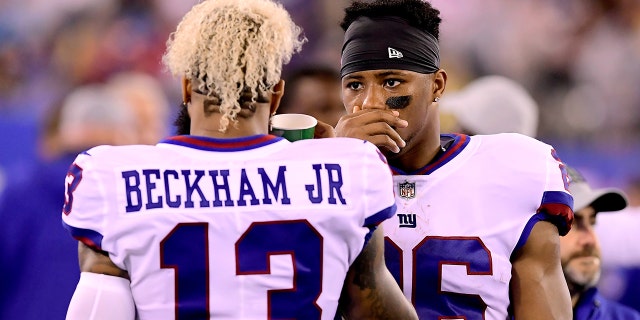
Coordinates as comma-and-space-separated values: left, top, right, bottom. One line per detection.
160, 220, 324, 319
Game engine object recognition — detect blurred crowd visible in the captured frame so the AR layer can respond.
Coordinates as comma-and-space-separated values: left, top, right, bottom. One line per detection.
0, 0, 639, 313
431, 0, 640, 188
0, 0, 193, 186
2, 0, 639, 186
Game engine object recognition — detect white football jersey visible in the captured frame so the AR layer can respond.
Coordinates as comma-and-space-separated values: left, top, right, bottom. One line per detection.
382, 133, 573, 320
62, 134, 396, 320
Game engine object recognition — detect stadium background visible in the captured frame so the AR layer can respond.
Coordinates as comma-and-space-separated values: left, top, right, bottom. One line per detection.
1, 0, 639, 312
2, 0, 638, 191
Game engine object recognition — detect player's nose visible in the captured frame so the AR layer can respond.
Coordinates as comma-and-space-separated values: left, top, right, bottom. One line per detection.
361, 86, 386, 110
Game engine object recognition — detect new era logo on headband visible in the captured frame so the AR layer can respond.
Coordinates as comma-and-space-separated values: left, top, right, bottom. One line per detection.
388, 47, 403, 59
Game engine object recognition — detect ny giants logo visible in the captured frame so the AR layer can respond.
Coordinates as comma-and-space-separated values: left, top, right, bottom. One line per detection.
398, 213, 417, 228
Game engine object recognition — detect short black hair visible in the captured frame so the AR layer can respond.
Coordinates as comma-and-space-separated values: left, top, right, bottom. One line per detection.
173, 103, 191, 135
340, 0, 442, 40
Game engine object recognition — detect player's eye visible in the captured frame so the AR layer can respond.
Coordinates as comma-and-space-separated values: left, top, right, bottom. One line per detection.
384, 79, 402, 88
346, 81, 363, 91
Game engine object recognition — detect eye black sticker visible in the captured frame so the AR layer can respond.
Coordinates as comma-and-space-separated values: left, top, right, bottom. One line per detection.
386, 95, 412, 109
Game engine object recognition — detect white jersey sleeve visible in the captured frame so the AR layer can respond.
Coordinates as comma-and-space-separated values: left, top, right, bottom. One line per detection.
536, 147, 574, 236
358, 141, 397, 228
62, 147, 113, 251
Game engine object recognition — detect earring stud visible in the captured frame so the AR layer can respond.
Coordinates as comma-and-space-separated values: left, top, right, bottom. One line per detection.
434, 97, 440, 102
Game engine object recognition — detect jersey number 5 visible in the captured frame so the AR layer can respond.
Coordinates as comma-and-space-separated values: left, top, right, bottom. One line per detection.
385, 236, 491, 319
160, 220, 323, 319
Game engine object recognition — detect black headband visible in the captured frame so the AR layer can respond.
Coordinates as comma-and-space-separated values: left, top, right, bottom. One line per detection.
340, 16, 440, 78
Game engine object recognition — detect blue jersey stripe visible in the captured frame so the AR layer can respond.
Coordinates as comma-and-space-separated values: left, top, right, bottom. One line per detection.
62, 221, 104, 251
512, 191, 576, 258
541, 190, 574, 209
364, 203, 397, 227
160, 134, 284, 152
511, 212, 548, 260
391, 134, 470, 175
539, 190, 574, 235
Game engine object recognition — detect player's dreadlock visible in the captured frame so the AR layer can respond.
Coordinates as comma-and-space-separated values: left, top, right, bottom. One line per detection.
163, 0, 306, 134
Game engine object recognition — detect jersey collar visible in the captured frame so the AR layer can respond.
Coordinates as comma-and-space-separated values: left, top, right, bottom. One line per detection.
390, 134, 470, 175
159, 134, 285, 152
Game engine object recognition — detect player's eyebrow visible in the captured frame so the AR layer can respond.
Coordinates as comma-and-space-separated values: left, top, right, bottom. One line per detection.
342, 74, 364, 81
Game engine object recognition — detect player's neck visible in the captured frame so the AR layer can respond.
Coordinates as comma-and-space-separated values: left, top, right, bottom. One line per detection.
189, 111, 270, 139
389, 140, 443, 173
388, 120, 442, 171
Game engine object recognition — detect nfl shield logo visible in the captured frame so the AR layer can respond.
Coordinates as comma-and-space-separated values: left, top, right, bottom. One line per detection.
399, 181, 416, 199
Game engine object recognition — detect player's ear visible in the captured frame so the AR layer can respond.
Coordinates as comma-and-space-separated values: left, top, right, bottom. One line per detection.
432, 69, 447, 102
181, 77, 192, 105
269, 79, 285, 115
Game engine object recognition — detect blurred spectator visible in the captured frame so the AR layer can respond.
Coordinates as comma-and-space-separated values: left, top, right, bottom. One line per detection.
562, 165, 640, 319
596, 175, 640, 312
48, 4, 167, 88
0, 84, 137, 320
36, 71, 170, 159
0, 23, 29, 113
107, 71, 171, 143
439, 75, 539, 137
596, 176, 640, 268
623, 176, 640, 209
38, 97, 67, 160
278, 65, 345, 127
56, 84, 137, 149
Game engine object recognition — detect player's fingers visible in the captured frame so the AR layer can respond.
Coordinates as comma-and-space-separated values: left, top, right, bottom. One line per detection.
387, 110, 408, 129
342, 108, 408, 128
366, 134, 404, 154
336, 120, 405, 153
314, 120, 335, 139
363, 122, 406, 152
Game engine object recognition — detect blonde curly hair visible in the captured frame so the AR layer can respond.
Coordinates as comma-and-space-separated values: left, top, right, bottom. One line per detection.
163, 0, 306, 132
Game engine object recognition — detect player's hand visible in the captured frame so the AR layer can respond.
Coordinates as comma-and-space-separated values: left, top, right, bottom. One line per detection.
334, 106, 408, 153
314, 120, 336, 139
